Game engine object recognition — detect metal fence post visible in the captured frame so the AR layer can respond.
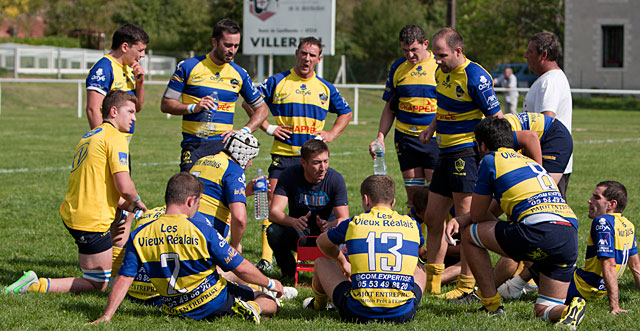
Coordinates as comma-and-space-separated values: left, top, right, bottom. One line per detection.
353, 86, 359, 125
77, 81, 82, 118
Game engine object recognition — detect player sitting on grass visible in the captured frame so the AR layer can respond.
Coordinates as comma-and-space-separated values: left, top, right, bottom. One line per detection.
304, 175, 426, 323
446, 117, 585, 329
88, 172, 283, 325
3, 90, 147, 295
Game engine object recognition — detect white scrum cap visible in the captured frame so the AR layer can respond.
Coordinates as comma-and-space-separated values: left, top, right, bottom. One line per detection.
224, 131, 260, 169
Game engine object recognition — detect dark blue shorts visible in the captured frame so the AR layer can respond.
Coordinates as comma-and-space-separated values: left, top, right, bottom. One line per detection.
394, 130, 439, 172
268, 155, 301, 179
332, 280, 422, 323
180, 140, 225, 172
203, 281, 256, 320
494, 220, 578, 282
64, 222, 112, 255
429, 154, 480, 197
540, 120, 573, 173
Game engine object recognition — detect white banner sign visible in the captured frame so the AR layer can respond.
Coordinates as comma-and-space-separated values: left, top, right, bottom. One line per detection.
242, 0, 335, 55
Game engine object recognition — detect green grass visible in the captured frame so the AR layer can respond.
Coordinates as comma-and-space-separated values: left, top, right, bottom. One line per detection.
1, 82, 640, 330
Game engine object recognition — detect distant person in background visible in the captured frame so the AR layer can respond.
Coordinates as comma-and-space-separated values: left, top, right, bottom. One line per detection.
496, 67, 518, 114
523, 32, 573, 199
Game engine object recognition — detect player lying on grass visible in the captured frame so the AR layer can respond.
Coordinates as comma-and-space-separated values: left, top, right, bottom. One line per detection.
88, 172, 282, 325
304, 175, 426, 323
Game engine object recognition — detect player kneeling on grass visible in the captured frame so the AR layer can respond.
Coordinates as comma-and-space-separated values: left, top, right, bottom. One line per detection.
4, 90, 147, 295
89, 172, 283, 325
446, 117, 585, 329
304, 175, 426, 323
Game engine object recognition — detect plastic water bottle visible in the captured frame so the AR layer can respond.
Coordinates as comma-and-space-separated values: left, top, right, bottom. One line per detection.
254, 168, 269, 220
196, 91, 219, 138
372, 139, 387, 175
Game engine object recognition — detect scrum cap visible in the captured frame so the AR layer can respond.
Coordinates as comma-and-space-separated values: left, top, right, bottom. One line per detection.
224, 131, 260, 169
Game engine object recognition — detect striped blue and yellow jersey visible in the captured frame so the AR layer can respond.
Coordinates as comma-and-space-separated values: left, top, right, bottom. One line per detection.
474, 147, 577, 228
574, 213, 637, 301
86, 54, 137, 134
505, 112, 553, 143
435, 58, 501, 153
120, 212, 244, 320
189, 152, 247, 238
127, 206, 166, 304
60, 122, 130, 232
383, 54, 438, 136
327, 206, 423, 319
259, 69, 351, 156
165, 53, 263, 143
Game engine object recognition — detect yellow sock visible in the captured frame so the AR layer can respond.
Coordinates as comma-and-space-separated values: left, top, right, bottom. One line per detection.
261, 220, 273, 261
425, 263, 445, 294
311, 279, 329, 310
28, 278, 49, 293
248, 300, 262, 314
112, 246, 125, 275
437, 273, 476, 299
479, 291, 502, 312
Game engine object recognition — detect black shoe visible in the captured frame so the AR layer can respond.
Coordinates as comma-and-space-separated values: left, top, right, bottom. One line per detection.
256, 259, 273, 272
556, 297, 585, 330
477, 305, 505, 317
447, 291, 481, 304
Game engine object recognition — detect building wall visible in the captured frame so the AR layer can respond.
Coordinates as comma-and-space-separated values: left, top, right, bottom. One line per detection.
565, 0, 639, 89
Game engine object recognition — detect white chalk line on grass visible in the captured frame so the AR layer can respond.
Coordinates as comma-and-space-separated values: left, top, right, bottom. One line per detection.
0, 151, 364, 174
575, 137, 640, 145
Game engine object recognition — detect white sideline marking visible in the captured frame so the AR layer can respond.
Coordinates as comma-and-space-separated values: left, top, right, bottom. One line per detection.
0, 151, 362, 174
575, 137, 640, 145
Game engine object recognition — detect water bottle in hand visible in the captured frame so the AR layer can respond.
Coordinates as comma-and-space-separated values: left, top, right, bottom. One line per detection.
254, 168, 269, 220
371, 139, 387, 175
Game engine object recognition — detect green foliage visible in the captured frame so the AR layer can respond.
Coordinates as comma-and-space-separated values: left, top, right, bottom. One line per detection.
349, 0, 446, 69
456, 0, 564, 70
1, 82, 640, 329
46, 0, 125, 36
0, 35, 80, 47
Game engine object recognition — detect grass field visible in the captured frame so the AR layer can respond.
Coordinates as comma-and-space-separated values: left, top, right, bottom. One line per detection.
1, 81, 640, 330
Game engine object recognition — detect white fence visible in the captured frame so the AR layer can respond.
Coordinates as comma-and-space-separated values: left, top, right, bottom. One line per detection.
0, 78, 639, 121
0, 43, 176, 79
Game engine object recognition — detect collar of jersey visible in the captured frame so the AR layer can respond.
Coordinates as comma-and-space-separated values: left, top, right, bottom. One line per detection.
206, 53, 226, 69
290, 68, 315, 82
105, 53, 126, 69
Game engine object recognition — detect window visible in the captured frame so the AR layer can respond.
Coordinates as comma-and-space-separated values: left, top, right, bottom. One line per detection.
602, 25, 624, 68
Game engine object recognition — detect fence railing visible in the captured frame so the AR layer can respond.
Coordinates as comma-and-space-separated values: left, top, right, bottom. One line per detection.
0, 78, 639, 121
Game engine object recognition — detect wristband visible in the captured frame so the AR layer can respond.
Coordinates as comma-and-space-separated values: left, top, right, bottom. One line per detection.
266, 278, 275, 291
133, 195, 140, 204
187, 104, 196, 114
241, 126, 251, 134
266, 125, 278, 136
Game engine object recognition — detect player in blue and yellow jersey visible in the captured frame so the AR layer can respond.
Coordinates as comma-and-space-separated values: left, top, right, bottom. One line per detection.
303, 175, 426, 323
566, 181, 640, 315
446, 117, 584, 328
190, 131, 260, 253
505, 112, 573, 189
371, 24, 438, 213
417, 27, 503, 298
160, 19, 268, 172
4, 91, 147, 296
86, 23, 148, 130
242, 37, 352, 271
88, 173, 283, 325
85, 23, 149, 276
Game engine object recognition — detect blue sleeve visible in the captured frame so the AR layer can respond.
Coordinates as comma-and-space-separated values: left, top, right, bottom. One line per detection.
466, 67, 501, 116
592, 215, 616, 258
167, 59, 189, 94
206, 226, 245, 272
330, 171, 349, 207
259, 75, 277, 103
118, 234, 141, 277
327, 218, 350, 245
328, 84, 352, 115
631, 236, 638, 256
239, 67, 262, 104
473, 154, 496, 195
86, 59, 113, 95
223, 167, 247, 204
512, 131, 520, 150
382, 59, 402, 102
